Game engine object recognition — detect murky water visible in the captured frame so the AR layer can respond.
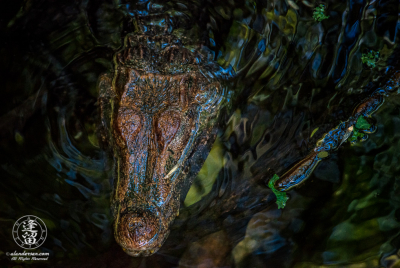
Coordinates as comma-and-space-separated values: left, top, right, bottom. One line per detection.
1, 0, 400, 267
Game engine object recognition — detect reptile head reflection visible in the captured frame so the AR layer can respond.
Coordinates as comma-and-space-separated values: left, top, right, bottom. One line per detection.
99, 45, 225, 256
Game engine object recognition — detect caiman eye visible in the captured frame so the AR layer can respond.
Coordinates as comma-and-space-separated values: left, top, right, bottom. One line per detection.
117, 108, 141, 142
156, 110, 180, 148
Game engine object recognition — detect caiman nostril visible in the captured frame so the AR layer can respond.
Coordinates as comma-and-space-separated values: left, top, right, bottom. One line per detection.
115, 210, 160, 250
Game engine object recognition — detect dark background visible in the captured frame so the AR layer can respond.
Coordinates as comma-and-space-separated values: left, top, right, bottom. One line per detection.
1, 0, 400, 267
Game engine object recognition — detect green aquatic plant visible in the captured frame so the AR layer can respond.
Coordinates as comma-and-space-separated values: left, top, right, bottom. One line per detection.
313, 4, 329, 22
349, 116, 372, 143
355, 116, 371, 129
268, 174, 289, 209
361, 50, 379, 68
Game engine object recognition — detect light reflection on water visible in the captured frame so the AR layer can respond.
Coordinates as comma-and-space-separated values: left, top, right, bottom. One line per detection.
0, 0, 400, 267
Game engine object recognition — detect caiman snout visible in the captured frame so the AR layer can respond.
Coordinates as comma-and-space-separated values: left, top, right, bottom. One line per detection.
115, 208, 167, 256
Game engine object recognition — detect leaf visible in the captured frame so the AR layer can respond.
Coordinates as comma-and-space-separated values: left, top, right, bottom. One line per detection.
355, 116, 371, 130
310, 127, 319, 138
318, 151, 329, 158
15, 132, 24, 145
268, 174, 289, 209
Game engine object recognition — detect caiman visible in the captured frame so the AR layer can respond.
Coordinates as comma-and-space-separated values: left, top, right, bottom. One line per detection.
98, 9, 231, 256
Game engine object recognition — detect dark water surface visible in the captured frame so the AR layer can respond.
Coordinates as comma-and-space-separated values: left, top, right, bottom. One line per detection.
1, 0, 400, 267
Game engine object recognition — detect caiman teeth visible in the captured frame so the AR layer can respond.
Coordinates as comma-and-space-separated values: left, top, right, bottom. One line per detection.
163, 164, 179, 180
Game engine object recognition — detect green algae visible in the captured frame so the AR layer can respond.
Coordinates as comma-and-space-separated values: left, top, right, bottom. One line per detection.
268, 174, 289, 209
313, 4, 329, 22
361, 50, 380, 68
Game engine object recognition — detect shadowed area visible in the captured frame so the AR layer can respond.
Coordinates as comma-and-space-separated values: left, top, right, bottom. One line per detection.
1, 0, 400, 267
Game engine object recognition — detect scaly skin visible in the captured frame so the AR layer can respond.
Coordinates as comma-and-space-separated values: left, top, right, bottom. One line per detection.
98, 31, 226, 257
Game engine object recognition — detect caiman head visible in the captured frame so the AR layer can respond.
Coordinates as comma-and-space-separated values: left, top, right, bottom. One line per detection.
98, 33, 228, 256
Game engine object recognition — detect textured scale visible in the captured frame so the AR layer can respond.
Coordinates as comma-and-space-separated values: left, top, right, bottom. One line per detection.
98, 12, 228, 256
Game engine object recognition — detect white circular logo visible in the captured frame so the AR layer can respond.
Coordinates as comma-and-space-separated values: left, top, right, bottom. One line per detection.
12, 215, 47, 249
